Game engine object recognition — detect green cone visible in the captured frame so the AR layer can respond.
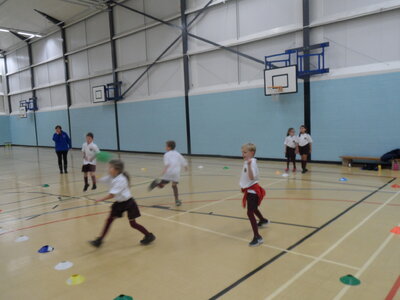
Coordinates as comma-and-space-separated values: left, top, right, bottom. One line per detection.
340, 274, 361, 286
114, 295, 133, 300
223, 166, 229, 170
42, 184, 49, 187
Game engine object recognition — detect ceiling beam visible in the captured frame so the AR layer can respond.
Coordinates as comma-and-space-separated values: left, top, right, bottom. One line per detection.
34, 9, 64, 26
10, 31, 28, 41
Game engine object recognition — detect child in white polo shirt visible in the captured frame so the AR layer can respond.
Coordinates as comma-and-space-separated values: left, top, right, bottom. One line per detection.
298, 125, 313, 174
81, 132, 100, 191
240, 143, 269, 247
89, 159, 155, 248
148, 140, 188, 206
284, 128, 298, 172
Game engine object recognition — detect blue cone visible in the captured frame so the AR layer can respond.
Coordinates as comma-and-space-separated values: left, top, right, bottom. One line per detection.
38, 245, 54, 253
339, 177, 348, 182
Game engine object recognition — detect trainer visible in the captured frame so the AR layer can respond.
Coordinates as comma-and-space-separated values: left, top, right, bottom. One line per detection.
52, 125, 71, 174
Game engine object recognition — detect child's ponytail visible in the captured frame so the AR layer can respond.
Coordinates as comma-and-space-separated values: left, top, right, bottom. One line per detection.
122, 171, 131, 186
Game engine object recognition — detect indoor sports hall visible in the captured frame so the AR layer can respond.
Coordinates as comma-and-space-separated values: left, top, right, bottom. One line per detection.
0, 1, 399, 300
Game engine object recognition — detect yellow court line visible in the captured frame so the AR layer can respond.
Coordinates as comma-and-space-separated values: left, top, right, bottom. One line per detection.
264, 191, 400, 300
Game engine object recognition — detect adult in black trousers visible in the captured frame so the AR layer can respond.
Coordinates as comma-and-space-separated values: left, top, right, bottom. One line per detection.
52, 125, 72, 174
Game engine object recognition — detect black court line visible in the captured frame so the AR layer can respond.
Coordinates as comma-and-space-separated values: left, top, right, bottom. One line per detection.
192, 211, 318, 229
209, 177, 396, 299
140, 205, 317, 230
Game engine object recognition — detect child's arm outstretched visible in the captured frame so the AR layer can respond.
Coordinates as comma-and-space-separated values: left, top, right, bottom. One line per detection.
95, 194, 114, 202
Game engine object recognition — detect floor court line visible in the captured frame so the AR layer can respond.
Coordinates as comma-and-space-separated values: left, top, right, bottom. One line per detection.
264, 189, 400, 300
166, 179, 286, 220
140, 204, 318, 229
385, 275, 400, 300
209, 178, 395, 299
143, 211, 360, 272
333, 225, 399, 299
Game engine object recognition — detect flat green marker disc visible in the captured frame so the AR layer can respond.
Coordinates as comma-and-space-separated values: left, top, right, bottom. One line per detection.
42, 184, 49, 187
223, 166, 229, 170
340, 274, 361, 286
96, 151, 112, 162
114, 295, 133, 300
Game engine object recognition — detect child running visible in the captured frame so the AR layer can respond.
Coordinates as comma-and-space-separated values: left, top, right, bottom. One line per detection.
148, 140, 188, 206
90, 159, 155, 248
240, 143, 269, 247
284, 128, 298, 172
82, 132, 100, 191
298, 125, 313, 174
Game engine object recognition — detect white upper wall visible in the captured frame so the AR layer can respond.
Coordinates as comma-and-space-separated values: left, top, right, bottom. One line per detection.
3, 0, 400, 111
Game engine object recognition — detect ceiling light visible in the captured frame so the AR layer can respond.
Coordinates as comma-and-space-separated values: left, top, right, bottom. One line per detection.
0, 28, 10, 32
18, 31, 35, 37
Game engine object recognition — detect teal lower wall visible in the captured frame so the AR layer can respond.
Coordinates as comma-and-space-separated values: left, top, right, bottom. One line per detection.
70, 105, 118, 150
0, 115, 11, 144
189, 87, 304, 158
6, 71, 400, 161
9, 113, 36, 146
36, 110, 69, 147
118, 97, 188, 153
311, 72, 400, 161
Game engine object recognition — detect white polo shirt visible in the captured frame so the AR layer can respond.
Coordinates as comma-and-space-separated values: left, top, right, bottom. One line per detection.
239, 158, 259, 194
284, 135, 298, 149
100, 174, 132, 202
298, 133, 313, 147
162, 150, 188, 182
82, 142, 100, 165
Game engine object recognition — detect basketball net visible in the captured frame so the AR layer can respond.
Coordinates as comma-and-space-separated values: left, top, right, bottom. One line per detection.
268, 86, 283, 101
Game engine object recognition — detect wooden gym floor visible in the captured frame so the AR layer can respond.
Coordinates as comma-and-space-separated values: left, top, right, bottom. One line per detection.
0, 146, 399, 300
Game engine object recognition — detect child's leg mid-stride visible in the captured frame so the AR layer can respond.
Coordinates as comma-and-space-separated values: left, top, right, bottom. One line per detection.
83, 172, 90, 191
172, 182, 182, 206
89, 171, 97, 190
246, 194, 265, 247
90, 214, 115, 247
90, 199, 155, 248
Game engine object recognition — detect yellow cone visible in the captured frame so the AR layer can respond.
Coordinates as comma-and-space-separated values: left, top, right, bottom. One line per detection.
66, 274, 85, 285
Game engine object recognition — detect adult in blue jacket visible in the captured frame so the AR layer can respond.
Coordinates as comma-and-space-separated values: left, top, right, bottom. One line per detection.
53, 125, 71, 174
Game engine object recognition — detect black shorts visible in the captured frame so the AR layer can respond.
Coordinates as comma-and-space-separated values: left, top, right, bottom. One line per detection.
299, 144, 310, 155
82, 164, 96, 173
246, 193, 259, 211
285, 146, 296, 160
111, 198, 141, 219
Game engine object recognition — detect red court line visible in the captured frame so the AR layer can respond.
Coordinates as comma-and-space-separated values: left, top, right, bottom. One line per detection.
385, 276, 400, 300
0, 211, 109, 236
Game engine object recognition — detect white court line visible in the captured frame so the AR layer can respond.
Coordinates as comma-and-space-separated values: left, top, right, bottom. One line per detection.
166, 179, 286, 220
143, 211, 360, 271
264, 191, 400, 300
333, 224, 399, 300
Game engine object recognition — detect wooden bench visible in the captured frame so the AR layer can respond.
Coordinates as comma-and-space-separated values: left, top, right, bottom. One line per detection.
340, 156, 398, 169
340, 156, 380, 167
